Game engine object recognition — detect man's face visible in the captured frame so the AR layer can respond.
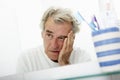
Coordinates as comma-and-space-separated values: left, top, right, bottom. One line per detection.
42, 17, 72, 61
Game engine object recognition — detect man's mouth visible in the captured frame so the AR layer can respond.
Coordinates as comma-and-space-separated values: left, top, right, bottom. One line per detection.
51, 51, 60, 54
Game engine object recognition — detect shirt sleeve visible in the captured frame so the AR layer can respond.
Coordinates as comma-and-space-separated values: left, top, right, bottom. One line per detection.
70, 47, 91, 64
16, 49, 34, 73
78, 49, 91, 62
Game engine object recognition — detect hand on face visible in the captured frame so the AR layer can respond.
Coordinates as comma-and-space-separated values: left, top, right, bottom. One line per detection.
58, 31, 75, 65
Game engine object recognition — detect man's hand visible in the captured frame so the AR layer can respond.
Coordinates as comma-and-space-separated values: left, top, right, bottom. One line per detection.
58, 31, 75, 66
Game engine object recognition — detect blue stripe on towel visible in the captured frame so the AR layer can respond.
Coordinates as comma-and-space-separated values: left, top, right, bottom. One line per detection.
94, 38, 120, 47
99, 59, 120, 67
97, 49, 120, 57
92, 27, 119, 36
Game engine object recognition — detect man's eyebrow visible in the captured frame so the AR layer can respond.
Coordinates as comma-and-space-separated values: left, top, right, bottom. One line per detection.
46, 30, 53, 33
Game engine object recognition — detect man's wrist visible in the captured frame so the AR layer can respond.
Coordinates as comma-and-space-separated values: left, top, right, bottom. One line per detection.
59, 60, 70, 66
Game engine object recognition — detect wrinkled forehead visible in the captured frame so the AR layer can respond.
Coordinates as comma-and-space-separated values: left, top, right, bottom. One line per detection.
45, 29, 68, 38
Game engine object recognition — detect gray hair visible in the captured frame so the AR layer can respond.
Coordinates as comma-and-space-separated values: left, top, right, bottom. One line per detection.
40, 7, 80, 33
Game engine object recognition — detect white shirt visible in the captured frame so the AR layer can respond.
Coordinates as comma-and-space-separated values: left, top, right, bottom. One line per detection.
16, 46, 90, 73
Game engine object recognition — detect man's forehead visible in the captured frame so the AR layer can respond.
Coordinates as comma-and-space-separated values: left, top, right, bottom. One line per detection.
44, 18, 72, 35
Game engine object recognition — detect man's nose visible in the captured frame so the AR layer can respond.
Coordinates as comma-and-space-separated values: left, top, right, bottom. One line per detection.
51, 38, 59, 49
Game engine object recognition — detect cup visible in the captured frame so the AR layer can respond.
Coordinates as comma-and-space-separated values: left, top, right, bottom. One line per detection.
92, 27, 120, 72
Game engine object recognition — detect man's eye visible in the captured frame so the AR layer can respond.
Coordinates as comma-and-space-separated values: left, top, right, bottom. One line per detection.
59, 37, 65, 40
46, 33, 53, 39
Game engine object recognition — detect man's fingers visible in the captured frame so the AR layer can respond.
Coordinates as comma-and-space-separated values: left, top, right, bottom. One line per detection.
67, 31, 74, 47
62, 37, 67, 50
61, 31, 75, 52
